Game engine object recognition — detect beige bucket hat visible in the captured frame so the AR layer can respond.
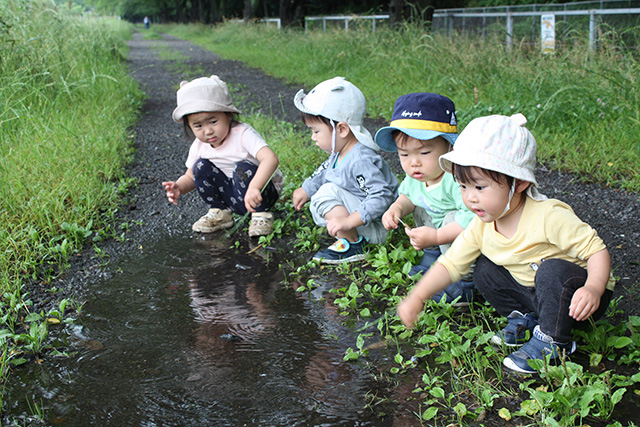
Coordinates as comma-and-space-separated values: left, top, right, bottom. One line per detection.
439, 113, 546, 200
172, 75, 240, 123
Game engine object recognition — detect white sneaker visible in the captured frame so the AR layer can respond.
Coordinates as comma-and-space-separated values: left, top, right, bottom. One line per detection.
192, 208, 234, 233
248, 212, 273, 237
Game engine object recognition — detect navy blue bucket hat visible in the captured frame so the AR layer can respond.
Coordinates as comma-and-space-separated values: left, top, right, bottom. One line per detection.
374, 93, 458, 152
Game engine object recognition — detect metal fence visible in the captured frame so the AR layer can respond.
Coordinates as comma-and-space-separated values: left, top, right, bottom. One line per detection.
293, 0, 640, 50
431, 0, 640, 50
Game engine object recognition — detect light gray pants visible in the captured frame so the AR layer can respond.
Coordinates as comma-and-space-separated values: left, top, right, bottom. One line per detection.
412, 206, 475, 280
310, 183, 389, 244
412, 207, 457, 255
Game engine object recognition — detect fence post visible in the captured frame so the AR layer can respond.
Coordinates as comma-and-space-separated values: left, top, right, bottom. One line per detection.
323, 17, 327, 32
482, 7, 486, 39
589, 10, 597, 51
506, 11, 513, 53
531, 4, 536, 43
372, 17, 376, 33
345, 17, 349, 31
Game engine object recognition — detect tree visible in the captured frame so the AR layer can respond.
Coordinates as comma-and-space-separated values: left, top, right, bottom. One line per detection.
389, 0, 410, 26
279, 0, 304, 28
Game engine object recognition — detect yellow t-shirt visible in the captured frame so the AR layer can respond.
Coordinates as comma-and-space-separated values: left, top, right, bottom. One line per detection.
438, 197, 616, 291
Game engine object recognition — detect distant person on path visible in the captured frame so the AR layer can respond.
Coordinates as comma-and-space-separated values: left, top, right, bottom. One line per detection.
397, 113, 614, 374
144, 16, 150, 29
162, 75, 283, 237
292, 76, 398, 264
376, 93, 476, 306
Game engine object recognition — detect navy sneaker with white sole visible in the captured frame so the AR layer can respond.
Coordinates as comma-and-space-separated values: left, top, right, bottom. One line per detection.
492, 310, 539, 347
503, 325, 577, 374
312, 237, 367, 264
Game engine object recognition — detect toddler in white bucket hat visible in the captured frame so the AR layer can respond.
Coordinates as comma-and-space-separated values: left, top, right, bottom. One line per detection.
162, 75, 283, 237
399, 113, 615, 375
292, 77, 398, 264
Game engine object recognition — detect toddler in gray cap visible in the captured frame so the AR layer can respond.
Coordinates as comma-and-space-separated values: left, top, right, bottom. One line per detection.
292, 77, 398, 264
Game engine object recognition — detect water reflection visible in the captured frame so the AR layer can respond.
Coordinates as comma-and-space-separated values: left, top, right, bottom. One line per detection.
3, 233, 395, 426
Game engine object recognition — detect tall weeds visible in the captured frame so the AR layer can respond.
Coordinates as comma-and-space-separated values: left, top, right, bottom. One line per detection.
0, 0, 142, 396
0, 1, 142, 290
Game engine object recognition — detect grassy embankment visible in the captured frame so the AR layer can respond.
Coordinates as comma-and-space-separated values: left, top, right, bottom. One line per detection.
0, 0, 143, 407
159, 22, 640, 427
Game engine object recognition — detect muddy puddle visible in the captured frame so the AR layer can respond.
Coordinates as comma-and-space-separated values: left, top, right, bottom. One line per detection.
3, 233, 406, 426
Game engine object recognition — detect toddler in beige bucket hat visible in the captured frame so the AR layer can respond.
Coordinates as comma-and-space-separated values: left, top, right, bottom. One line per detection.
172, 75, 240, 123
399, 113, 614, 376
162, 75, 283, 237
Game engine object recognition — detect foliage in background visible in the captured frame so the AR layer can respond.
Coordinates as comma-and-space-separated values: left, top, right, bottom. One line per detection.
164, 21, 640, 192
0, 0, 142, 402
76, 0, 634, 24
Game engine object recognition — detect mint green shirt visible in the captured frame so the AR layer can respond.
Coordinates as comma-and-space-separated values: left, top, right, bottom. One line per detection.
399, 172, 475, 229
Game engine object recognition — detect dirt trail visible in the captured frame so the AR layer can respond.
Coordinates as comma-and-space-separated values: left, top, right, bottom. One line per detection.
49, 30, 640, 319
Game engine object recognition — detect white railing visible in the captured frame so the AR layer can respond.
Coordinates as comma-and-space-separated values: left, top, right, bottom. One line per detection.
304, 15, 389, 32
434, 7, 640, 51
230, 17, 281, 29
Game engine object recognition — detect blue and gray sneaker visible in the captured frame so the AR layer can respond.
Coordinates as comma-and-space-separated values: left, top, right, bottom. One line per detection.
408, 248, 441, 277
491, 310, 539, 347
312, 237, 367, 264
431, 280, 475, 307
503, 325, 577, 374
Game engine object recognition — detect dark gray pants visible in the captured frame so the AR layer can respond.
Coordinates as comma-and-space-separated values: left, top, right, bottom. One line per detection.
192, 159, 279, 215
474, 256, 612, 343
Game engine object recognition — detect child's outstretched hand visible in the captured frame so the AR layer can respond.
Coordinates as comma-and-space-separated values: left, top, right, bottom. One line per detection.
397, 295, 424, 329
292, 187, 309, 211
381, 207, 403, 230
162, 181, 182, 205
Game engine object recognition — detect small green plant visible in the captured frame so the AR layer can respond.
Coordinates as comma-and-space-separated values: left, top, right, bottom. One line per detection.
573, 318, 632, 366
619, 316, 640, 365
516, 360, 640, 426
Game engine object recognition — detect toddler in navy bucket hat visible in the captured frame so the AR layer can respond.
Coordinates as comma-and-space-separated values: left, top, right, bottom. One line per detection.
377, 93, 476, 306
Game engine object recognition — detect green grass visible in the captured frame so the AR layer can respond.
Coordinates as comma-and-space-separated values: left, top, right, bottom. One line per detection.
0, 0, 143, 402
161, 21, 640, 193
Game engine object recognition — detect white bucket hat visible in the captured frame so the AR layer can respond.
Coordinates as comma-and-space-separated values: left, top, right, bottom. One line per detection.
172, 75, 240, 123
439, 113, 546, 201
293, 76, 378, 151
